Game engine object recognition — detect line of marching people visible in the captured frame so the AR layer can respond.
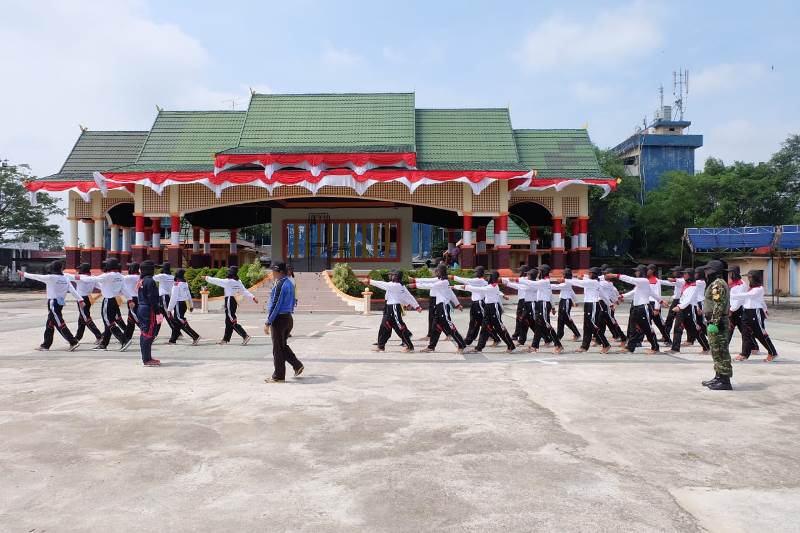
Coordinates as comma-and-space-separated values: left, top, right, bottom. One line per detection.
20, 259, 260, 366
364, 262, 779, 361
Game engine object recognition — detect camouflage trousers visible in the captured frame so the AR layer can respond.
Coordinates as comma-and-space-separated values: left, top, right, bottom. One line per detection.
709, 318, 733, 377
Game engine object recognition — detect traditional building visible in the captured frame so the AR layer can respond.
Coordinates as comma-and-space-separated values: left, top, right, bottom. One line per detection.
27, 93, 615, 272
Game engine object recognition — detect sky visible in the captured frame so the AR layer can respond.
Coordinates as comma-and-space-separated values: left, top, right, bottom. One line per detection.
1, 0, 797, 232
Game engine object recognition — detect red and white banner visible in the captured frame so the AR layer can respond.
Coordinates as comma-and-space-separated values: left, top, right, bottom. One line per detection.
214, 152, 417, 176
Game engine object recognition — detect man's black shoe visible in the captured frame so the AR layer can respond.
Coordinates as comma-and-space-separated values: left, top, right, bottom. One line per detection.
702, 374, 720, 387
707, 376, 732, 390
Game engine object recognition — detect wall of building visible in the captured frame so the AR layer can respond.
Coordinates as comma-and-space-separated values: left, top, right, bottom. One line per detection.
728, 256, 800, 296
640, 144, 697, 190
271, 206, 413, 270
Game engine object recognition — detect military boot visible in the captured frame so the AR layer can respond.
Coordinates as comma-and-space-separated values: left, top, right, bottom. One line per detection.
707, 375, 732, 390
702, 374, 720, 387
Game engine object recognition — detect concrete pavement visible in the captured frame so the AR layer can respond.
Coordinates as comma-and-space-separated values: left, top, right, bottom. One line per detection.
1, 297, 798, 532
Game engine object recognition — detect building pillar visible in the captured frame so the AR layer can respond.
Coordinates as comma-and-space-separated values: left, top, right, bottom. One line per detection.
149, 217, 162, 264
567, 219, 579, 269
493, 214, 511, 269
528, 226, 538, 268
120, 226, 131, 269
460, 214, 475, 268
228, 229, 239, 267
203, 229, 212, 267
167, 214, 182, 267
577, 216, 590, 270
80, 219, 94, 265
476, 225, 489, 268
108, 224, 120, 263
551, 217, 565, 270
190, 227, 203, 267
91, 217, 105, 270
132, 215, 147, 263
66, 218, 80, 270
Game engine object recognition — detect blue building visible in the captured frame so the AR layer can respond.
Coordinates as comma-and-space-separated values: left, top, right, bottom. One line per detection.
613, 105, 703, 191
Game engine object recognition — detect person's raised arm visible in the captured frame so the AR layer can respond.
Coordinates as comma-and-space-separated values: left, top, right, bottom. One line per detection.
203, 276, 226, 288
368, 279, 390, 291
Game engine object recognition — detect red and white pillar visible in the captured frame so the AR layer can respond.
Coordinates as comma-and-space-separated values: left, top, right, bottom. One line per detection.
149, 217, 162, 263
190, 227, 202, 267
81, 219, 93, 266
167, 214, 182, 267
577, 216, 590, 270
493, 213, 510, 269
132, 214, 146, 263
91, 217, 105, 270
460, 214, 475, 268
551, 217, 565, 270
228, 229, 239, 266
108, 224, 120, 262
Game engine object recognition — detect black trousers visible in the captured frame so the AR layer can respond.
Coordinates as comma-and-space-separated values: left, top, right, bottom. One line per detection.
169, 301, 200, 343
154, 294, 181, 339
670, 306, 710, 351
580, 302, 609, 349
532, 301, 561, 349
137, 304, 157, 363
465, 301, 499, 345
476, 302, 515, 351
598, 301, 626, 342
512, 299, 528, 340
41, 299, 78, 349
75, 295, 102, 341
377, 304, 413, 350
124, 296, 139, 340
728, 308, 761, 355
663, 298, 680, 334
223, 296, 248, 341
556, 298, 581, 340
742, 308, 777, 357
271, 314, 303, 379
99, 297, 127, 348
425, 296, 437, 337
428, 303, 466, 350
626, 304, 659, 352
648, 302, 671, 342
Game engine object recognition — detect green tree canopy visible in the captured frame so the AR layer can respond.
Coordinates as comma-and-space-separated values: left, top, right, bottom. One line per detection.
0, 161, 64, 248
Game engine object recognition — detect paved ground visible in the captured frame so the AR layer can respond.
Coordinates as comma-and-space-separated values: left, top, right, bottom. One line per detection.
1, 294, 799, 532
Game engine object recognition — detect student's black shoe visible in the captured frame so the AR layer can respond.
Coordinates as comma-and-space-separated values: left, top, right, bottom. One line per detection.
265, 377, 285, 383
192, 336, 201, 346
120, 339, 132, 352
93, 345, 107, 351
294, 365, 304, 377
706, 376, 732, 390
701, 374, 720, 387
68, 343, 80, 352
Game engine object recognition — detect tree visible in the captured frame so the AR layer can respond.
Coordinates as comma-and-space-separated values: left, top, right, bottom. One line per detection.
588, 148, 642, 255
0, 161, 64, 248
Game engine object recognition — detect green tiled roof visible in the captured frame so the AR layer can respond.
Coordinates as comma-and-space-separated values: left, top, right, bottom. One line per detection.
237, 93, 415, 151
514, 129, 603, 178
486, 218, 529, 241
415, 109, 522, 169
132, 110, 246, 169
38, 131, 148, 181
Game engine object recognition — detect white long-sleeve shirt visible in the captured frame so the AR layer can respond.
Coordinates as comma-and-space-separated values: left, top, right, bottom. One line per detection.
457, 283, 505, 305
695, 280, 707, 305
518, 278, 553, 303
731, 285, 766, 310
23, 272, 80, 301
166, 281, 193, 313
670, 278, 686, 300
123, 274, 140, 299
414, 278, 460, 307
677, 283, 700, 310
648, 277, 675, 303
567, 277, 603, 303
552, 281, 576, 301
729, 280, 747, 311
618, 275, 662, 307
65, 273, 98, 298
153, 273, 175, 297
79, 272, 134, 300
369, 279, 420, 308
205, 276, 255, 300
454, 275, 489, 302
598, 279, 619, 306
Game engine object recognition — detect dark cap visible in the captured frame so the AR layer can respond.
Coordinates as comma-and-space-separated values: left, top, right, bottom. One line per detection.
671, 265, 683, 272
271, 262, 288, 273
700, 259, 728, 273
589, 266, 603, 275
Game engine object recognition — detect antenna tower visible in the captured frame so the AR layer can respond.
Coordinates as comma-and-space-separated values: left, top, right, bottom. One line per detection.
673, 69, 689, 120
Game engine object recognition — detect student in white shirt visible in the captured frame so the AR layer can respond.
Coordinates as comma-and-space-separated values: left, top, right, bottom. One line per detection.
166, 269, 201, 345
694, 267, 709, 339
517, 267, 563, 353
610, 266, 667, 354
369, 270, 421, 352
122, 262, 141, 341
503, 268, 537, 346
663, 265, 686, 337
204, 265, 259, 345
19, 260, 81, 352
455, 270, 516, 352
567, 267, 611, 353
598, 268, 627, 344
552, 268, 581, 341
76, 258, 135, 351
153, 262, 181, 341
510, 265, 531, 342
67, 262, 102, 343
733, 270, 778, 362
410, 265, 467, 353
727, 265, 760, 359
646, 264, 673, 343
668, 268, 710, 353
452, 266, 500, 346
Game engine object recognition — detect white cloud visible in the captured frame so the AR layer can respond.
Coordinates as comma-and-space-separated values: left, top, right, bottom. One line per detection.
517, 1, 662, 72
697, 118, 790, 165
321, 41, 362, 67
569, 81, 616, 104
691, 63, 768, 96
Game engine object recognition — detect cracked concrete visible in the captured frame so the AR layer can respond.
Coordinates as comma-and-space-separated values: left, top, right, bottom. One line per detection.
1, 298, 798, 532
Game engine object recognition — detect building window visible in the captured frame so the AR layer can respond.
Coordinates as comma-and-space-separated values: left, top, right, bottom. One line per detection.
284, 219, 400, 262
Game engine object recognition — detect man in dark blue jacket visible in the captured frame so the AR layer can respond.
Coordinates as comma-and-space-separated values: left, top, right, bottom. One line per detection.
264, 262, 303, 382
133, 260, 161, 366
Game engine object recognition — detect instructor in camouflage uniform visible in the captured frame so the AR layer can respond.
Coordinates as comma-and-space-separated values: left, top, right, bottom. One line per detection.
700, 260, 733, 390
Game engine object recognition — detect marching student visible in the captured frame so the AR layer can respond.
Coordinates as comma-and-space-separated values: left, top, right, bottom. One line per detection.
552, 268, 581, 341
647, 264, 673, 344
503, 269, 537, 346
522, 266, 562, 353
455, 271, 516, 353
264, 262, 304, 382
122, 262, 140, 341
369, 270, 422, 352
19, 260, 81, 352
567, 267, 611, 353
452, 266, 500, 346
663, 266, 685, 335
728, 265, 760, 359
153, 262, 180, 340
204, 265, 259, 345
733, 270, 778, 362
422, 260, 447, 341
694, 267, 708, 339
76, 258, 135, 351
409, 266, 467, 353
511, 265, 531, 342
598, 268, 627, 344
609, 266, 667, 354
135, 260, 161, 366
68, 262, 102, 343
166, 269, 201, 345
668, 268, 710, 354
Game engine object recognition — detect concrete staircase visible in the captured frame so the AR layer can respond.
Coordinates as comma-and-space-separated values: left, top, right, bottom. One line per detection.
237, 272, 357, 315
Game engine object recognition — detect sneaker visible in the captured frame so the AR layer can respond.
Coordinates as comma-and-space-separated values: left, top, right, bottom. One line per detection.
35, 346, 49, 351
294, 365, 304, 377
68, 342, 80, 352
265, 377, 285, 383
93, 345, 107, 351
120, 339, 132, 352
144, 359, 161, 366
217, 340, 229, 345
242, 336, 251, 346
192, 337, 201, 346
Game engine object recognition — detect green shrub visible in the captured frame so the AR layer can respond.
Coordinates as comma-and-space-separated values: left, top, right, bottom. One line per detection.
332, 263, 365, 297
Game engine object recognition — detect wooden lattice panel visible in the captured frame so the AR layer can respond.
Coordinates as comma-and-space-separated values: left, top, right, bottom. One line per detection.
562, 196, 580, 217
510, 194, 554, 213
142, 188, 169, 213
410, 182, 463, 211
363, 182, 413, 203
473, 181, 501, 212
179, 183, 216, 211
71, 196, 92, 218
220, 185, 270, 203
271, 186, 313, 199
101, 196, 132, 213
